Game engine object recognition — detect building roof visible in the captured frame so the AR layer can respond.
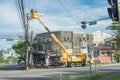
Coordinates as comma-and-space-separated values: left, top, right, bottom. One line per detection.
91, 30, 111, 36
94, 46, 112, 50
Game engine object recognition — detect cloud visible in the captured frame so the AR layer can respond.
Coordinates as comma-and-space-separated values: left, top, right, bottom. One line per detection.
0, 3, 20, 25
0, 0, 114, 50
85, 19, 112, 33
0, 39, 18, 50
0, 2, 23, 37
0, 0, 112, 36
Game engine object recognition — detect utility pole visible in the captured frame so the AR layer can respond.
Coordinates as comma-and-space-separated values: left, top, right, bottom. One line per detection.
29, 30, 34, 66
17, 0, 30, 70
25, 13, 30, 71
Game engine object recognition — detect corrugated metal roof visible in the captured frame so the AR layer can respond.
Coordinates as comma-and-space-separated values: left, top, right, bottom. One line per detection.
94, 46, 112, 50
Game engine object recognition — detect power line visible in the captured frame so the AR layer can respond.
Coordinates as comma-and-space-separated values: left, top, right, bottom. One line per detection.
56, 0, 78, 24
33, 0, 35, 10
27, 0, 33, 10
15, 0, 24, 36
57, 0, 73, 17
17, 0, 26, 32
16, 0, 30, 70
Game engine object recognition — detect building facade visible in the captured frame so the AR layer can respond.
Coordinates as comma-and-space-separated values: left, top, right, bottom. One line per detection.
32, 31, 93, 66
92, 31, 114, 63
0, 48, 17, 59
91, 30, 113, 46
33, 31, 93, 56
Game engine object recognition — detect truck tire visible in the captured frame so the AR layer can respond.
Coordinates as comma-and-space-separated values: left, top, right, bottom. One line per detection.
70, 63, 76, 67
81, 61, 86, 66
67, 63, 70, 67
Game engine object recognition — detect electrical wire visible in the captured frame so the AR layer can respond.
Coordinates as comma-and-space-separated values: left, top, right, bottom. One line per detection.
27, 0, 32, 13
17, 0, 25, 27
15, 0, 25, 34
33, 0, 35, 10
16, 0, 40, 41
21, 0, 26, 28
16, 0, 27, 39
56, 0, 78, 25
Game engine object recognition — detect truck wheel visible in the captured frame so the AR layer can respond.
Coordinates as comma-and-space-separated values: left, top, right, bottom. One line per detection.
81, 62, 86, 66
67, 63, 70, 67
70, 63, 76, 67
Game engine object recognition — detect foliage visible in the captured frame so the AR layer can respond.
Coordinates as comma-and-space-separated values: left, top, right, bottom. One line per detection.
12, 40, 26, 61
0, 56, 18, 64
106, 22, 120, 63
6, 56, 17, 63
106, 22, 120, 49
0, 56, 5, 63
114, 50, 120, 62
7, 56, 17, 61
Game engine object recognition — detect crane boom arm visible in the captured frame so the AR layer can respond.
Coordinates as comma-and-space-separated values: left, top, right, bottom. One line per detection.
37, 19, 67, 53
31, 10, 70, 63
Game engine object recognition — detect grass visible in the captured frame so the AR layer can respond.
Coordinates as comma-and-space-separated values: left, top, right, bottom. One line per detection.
64, 72, 110, 80
110, 74, 120, 80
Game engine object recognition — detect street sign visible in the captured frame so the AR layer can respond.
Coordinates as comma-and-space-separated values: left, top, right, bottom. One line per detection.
6, 38, 14, 41
89, 21, 97, 25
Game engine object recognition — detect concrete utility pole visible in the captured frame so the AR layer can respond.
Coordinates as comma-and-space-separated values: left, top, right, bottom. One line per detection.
29, 30, 34, 66
25, 13, 30, 71
17, 0, 31, 70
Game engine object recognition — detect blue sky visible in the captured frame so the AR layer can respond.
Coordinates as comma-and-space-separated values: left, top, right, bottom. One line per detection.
0, 0, 119, 49
0, 39, 18, 50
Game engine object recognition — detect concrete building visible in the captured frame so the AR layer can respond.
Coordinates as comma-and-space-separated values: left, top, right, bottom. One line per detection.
32, 31, 93, 66
0, 48, 17, 59
92, 31, 114, 63
91, 30, 112, 46
31, 30, 115, 65
33, 31, 93, 55
94, 46, 114, 63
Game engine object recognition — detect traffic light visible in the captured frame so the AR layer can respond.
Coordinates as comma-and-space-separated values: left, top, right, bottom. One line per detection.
107, 0, 119, 21
81, 21, 87, 29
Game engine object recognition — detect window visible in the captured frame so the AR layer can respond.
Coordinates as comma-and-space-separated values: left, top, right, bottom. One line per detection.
38, 45, 43, 51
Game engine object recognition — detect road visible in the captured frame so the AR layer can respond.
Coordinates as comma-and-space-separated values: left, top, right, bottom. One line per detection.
0, 64, 120, 80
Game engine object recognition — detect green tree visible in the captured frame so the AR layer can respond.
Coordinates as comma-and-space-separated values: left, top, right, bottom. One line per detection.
106, 21, 120, 49
114, 50, 120, 62
0, 56, 4, 63
106, 21, 120, 63
6, 56, 17, 63
12, 40, 26, 61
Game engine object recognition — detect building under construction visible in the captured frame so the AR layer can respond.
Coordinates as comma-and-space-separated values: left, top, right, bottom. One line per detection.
32, 31, 93, 67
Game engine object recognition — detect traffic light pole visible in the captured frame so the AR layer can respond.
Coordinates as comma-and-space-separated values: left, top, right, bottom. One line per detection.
81, 17, 110, 28
87, 34, 92, 80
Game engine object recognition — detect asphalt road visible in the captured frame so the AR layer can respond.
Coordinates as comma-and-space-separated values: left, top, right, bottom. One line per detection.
0, 64, 120, 80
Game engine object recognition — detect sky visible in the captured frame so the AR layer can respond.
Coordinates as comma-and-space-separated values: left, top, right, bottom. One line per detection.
0, 0, 119, 49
